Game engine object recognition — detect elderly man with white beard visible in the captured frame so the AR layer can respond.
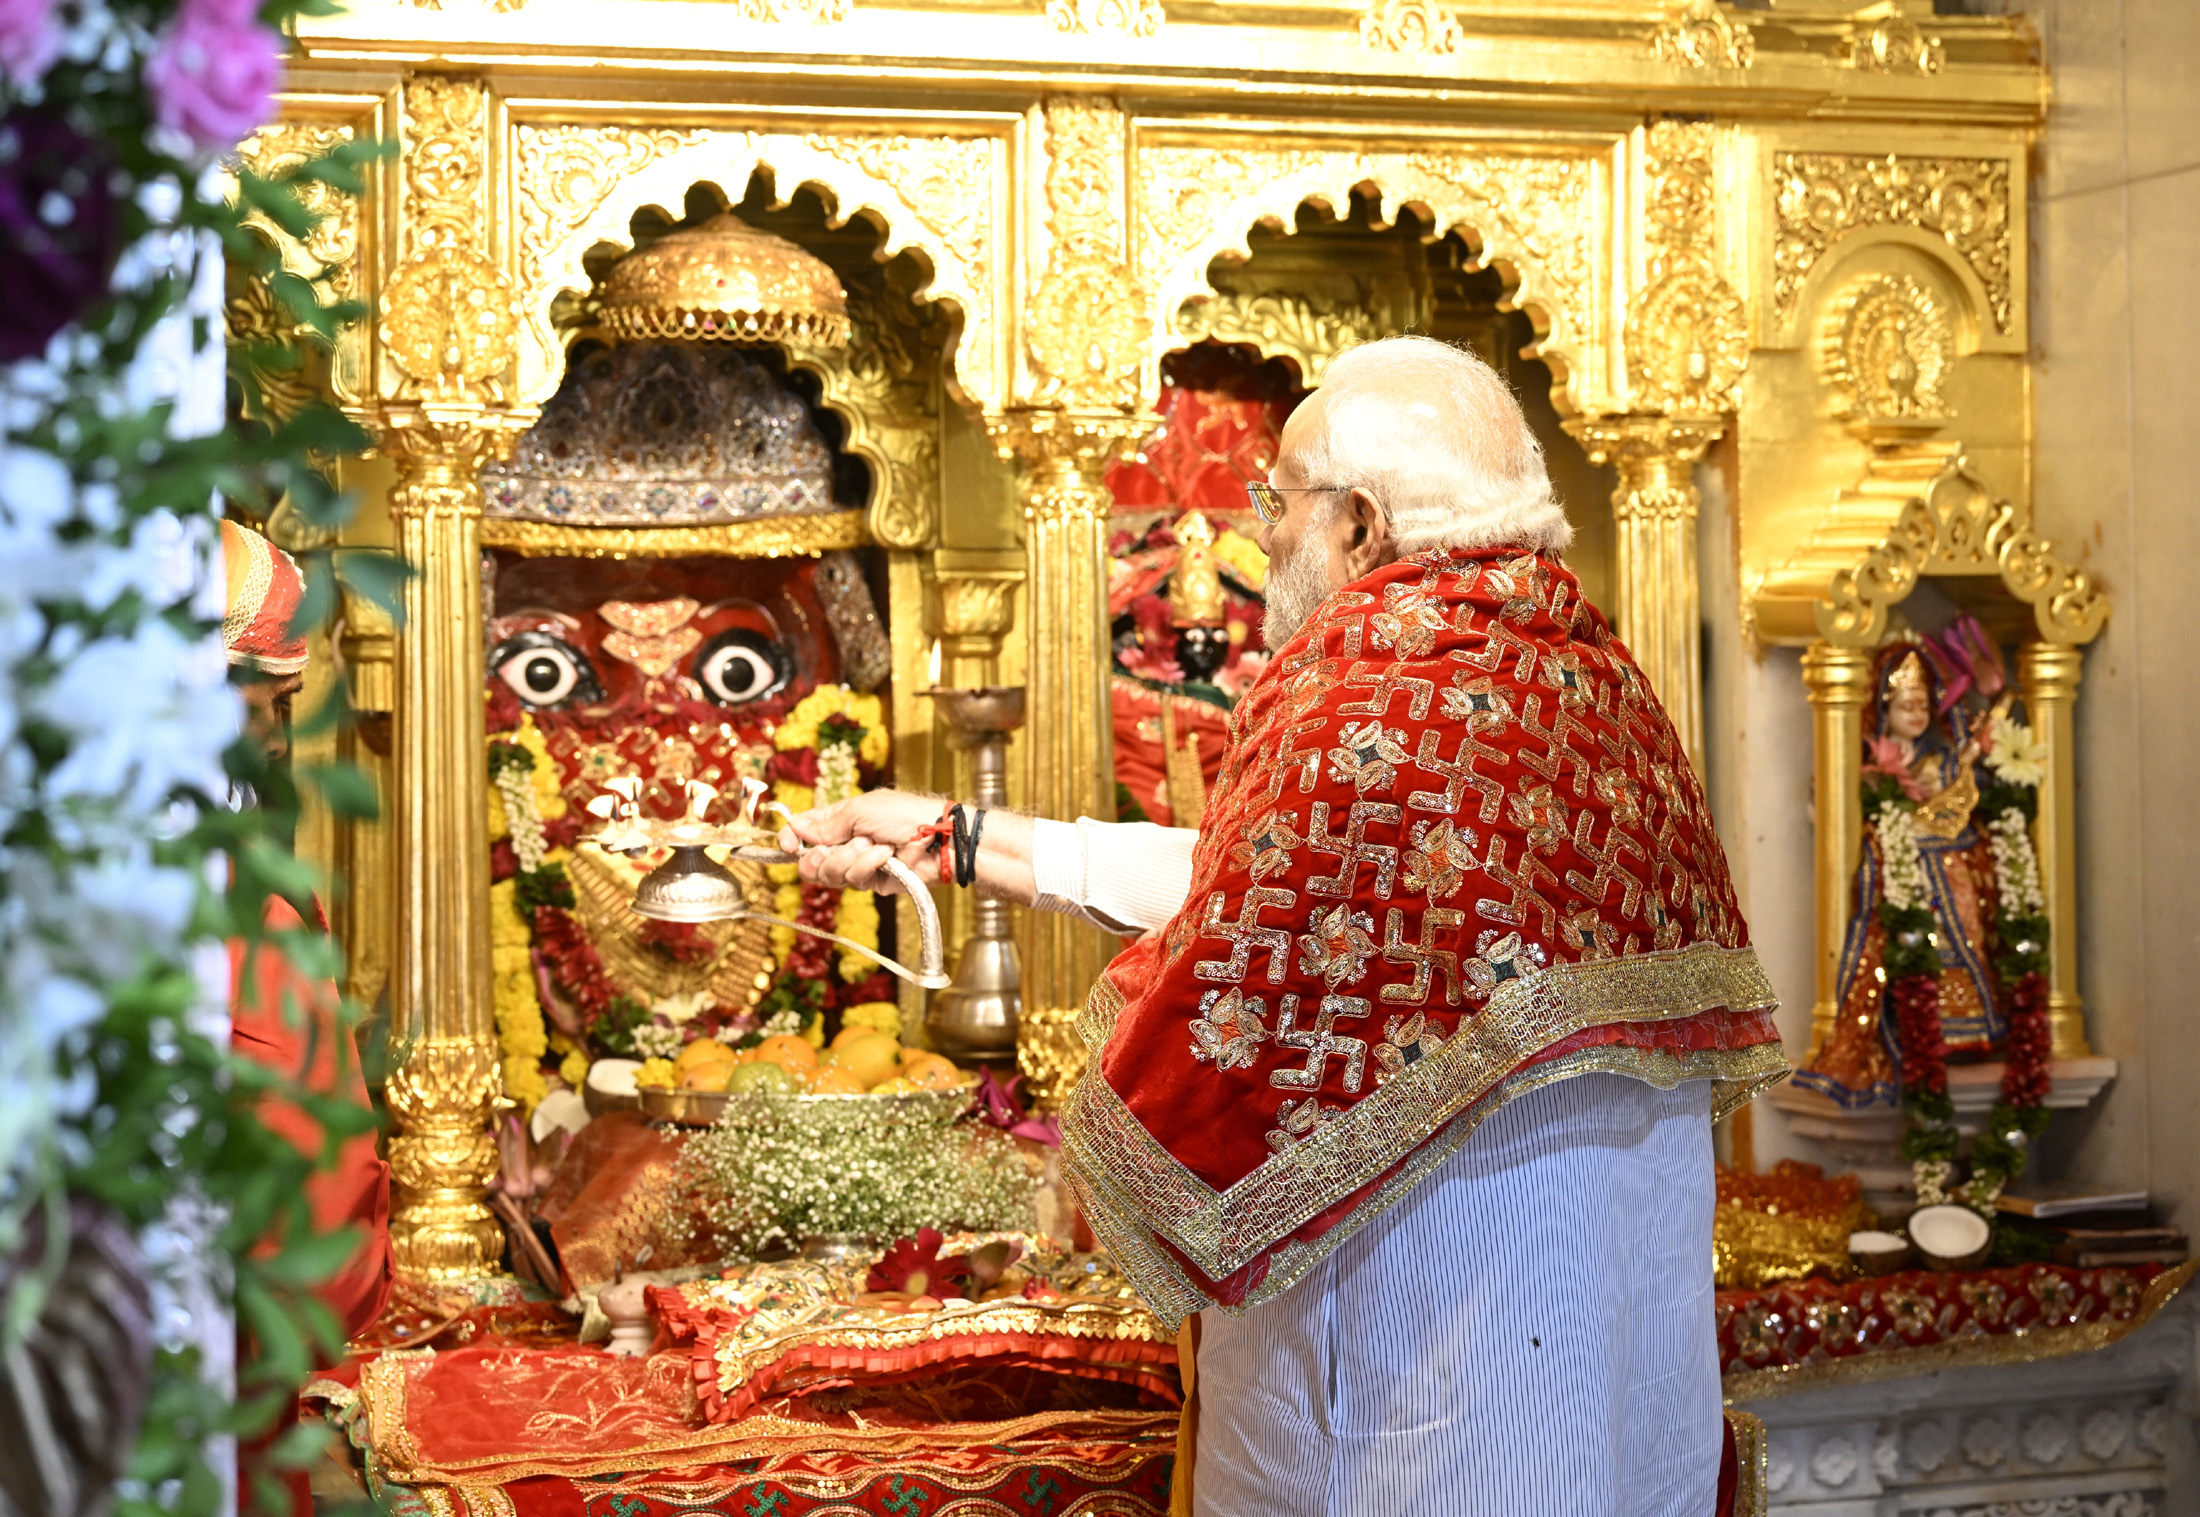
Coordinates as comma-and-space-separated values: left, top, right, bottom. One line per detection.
784, 336, 1786, 1516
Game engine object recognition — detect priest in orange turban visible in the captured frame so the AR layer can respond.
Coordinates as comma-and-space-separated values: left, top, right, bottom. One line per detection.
223, 519, 392, 1512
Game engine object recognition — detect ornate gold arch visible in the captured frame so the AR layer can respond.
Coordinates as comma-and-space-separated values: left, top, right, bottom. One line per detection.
1816, 456, 2107, 648
510, 125, 1009, 419
1131, 134, 1612, 415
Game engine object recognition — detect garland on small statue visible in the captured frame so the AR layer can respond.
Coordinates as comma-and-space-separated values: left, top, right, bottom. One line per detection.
1867, 711, 2053, 1216
485, 689, 897, 1112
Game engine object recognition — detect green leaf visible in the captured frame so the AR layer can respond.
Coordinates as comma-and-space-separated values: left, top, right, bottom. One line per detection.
288, 552, 337, 641
333, 548, 412, 623
302, 758, 380, 821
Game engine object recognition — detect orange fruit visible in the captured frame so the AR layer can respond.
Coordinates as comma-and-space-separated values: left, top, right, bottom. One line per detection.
903, 1054, 962, 1092
868, 1075, 918, 1095
675, 1039, 736, 1074
756, 1034, 820, 1074
679, 1061, 735, 1093
827, 1031, 900, 1090
829, 1024, 873, 1052
810, 1068, 866, 1095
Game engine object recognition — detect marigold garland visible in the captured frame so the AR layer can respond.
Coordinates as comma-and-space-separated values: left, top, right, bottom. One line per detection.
487, 683, 890, 1098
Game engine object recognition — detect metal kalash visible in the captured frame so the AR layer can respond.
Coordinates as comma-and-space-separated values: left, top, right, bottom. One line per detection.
584, 776, 949, 990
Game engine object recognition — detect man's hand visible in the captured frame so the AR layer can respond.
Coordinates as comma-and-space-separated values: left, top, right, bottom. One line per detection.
779, 789, 943, 895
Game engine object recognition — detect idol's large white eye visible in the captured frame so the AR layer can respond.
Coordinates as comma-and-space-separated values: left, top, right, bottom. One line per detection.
491, 632, 603, 708
695, 629, 790, 706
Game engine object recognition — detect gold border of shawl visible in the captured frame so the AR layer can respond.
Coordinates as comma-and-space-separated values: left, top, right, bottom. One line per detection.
1725, 1409, 1769, 1517
479, 510, 868, 560
1064, 941, 1780, 1286
1721, 1259, 2198, 1404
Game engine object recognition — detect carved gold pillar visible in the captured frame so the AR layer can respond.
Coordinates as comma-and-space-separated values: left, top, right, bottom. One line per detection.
380, 415, 515, 1278
1801, 641, 1873, 1060
988, 412, 1142, 1103
1568, 416, 1721, 769
338, 590, 398, 1016
373, 71, 528, 1278
2017, 640, 2090, 1057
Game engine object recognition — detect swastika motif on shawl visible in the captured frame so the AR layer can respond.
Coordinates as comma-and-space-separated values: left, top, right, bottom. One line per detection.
1060, 548, 1786, 1328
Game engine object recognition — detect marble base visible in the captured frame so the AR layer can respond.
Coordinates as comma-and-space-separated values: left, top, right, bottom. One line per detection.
1766, 1059, 2119, 1215
1738, 1292, 2196, 1516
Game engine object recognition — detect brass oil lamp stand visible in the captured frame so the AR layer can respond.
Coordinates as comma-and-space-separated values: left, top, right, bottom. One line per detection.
924, 686, 1025, 1061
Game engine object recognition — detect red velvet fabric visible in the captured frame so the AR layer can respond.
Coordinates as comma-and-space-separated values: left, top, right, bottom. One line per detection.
1063, 548, 1782, 1311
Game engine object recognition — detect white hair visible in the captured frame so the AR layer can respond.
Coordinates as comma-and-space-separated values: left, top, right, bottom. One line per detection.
1295, 335, 1572, 556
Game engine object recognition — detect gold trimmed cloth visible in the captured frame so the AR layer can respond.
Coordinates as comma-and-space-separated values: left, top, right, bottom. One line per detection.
1060, 548, 1786, 1327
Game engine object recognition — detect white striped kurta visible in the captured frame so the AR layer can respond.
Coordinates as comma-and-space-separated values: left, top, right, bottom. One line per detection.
1030, 819, 1724, 1517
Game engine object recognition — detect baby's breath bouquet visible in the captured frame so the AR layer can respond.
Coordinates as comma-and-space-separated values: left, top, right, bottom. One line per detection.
669, 1093, 1036, 1260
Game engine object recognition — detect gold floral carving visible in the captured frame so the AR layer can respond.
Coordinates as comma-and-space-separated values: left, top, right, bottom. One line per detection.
1357, 0, 1461, 55
785, 286, 941, 548
234, 121, 362, 305
1136, 143, 1600, 406
1627, 121, 1746, 416
479, 510, 869, 560
384, 1039, 505, 1280
1849, 1, 1943, 76
512, 124, 710, 357
1818, 458, 2108, 649
1030, 99, 1149, 412
231, 120, 369, 407
383, 76, 520, 405
1175, 292, 1381, 385
1650, 0, 1754, 70
1774, 152, 2012, 333
1820, 273, 1953, 428
224, 275, 319, 429
1046, 0, 1161, 37
730, 0, 850, 20
511, 127, 999, 410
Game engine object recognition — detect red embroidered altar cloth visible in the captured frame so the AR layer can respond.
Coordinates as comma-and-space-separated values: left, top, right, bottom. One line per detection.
1717, 1259, 2197, 1399
1062, 547, 1789, 1324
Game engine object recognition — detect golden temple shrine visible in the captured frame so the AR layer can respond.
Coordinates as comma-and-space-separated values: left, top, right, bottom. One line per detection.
190, 0, 2200, 1510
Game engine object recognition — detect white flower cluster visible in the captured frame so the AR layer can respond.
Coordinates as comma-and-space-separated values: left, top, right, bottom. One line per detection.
1985, 808, 2045, 918
815, 740, 857, 809
668, 1094, 1034, 1258
630, 1021, 682, 1060
1874, 801, 1928, 913
494, 761, 546, 872
0, 230, 238, 1199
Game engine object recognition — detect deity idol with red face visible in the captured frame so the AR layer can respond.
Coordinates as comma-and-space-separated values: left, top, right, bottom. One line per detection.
477, 342, 898, 1097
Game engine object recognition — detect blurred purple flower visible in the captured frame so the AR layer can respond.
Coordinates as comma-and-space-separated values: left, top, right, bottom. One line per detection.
144, 0, 281, 153
968, 1066, 1060, 1147
0, 109, 120, 362
0, 0, 60, 89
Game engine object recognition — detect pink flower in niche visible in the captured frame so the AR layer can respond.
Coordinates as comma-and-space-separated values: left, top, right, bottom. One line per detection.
0, 0, 61, 89
143, 0, 282, 153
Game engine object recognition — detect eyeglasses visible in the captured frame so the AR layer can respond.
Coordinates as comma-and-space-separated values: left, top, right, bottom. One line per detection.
1244, 481, 1345, 526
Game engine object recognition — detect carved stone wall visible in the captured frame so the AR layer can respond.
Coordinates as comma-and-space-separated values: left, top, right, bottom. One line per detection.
1746, 1297, 2197, 1517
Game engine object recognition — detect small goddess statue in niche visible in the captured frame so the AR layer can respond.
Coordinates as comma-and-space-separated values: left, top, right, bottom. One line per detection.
1796, 639, 2017, 1109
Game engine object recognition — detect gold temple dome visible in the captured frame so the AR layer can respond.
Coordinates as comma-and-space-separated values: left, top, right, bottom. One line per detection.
600, 214, 849, 348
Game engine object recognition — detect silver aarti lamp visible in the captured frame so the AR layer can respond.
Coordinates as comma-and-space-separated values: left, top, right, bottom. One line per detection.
924, 686, 1025, 1061
593, 776, 950, 990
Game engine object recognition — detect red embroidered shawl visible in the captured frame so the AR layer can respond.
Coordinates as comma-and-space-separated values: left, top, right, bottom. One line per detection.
1060, 547, 1786, 1326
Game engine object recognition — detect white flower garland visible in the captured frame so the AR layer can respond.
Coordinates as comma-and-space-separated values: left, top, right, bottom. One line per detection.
1874, 801, 1928, 912
494, 760, 547, 872
815, 739, 859, 809
1985, 808, 2044, 917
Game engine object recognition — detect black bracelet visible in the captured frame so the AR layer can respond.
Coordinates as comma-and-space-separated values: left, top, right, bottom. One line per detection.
957, 807, 987, 888
949, 803, 970, 887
